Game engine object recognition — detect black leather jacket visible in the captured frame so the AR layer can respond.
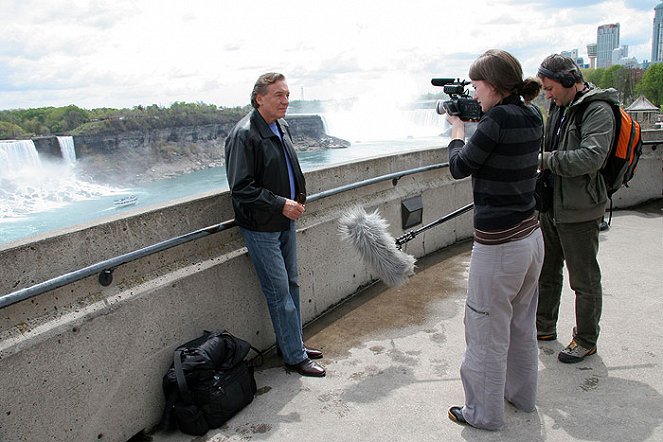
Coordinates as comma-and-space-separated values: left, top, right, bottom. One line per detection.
224, 109, 306, 231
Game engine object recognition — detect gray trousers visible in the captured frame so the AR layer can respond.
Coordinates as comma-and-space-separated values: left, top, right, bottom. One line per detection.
460, 229, 544, 430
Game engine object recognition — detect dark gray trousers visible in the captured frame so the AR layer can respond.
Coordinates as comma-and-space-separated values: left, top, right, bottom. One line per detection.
537, 211, 603, 348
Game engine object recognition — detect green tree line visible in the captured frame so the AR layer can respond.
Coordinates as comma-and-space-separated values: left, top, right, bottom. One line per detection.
582, 62, 663, 107
2, 63, 662, 140
0, 101, 251, 139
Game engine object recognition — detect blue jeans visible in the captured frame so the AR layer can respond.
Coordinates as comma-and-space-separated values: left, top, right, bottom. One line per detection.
240, 223, 307, 365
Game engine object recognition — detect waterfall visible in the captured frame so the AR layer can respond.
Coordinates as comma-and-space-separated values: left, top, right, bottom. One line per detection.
0, 137, 119, 224
0, 140, 42, 178
57, 136, 77, 165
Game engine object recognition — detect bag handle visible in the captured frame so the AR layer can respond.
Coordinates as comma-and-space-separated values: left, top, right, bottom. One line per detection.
174, 349, 194, 404
248, 345, 265, 368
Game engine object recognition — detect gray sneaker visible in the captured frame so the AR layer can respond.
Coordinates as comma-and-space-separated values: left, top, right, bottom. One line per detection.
558, 339, 597, 363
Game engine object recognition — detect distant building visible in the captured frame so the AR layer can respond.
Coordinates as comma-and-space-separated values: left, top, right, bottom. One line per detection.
619, 57, 640, 69
561, 49, 586, 68
653, 1, 663, 63
597, 23, 620, 68
625, 95, 660, 128
612, 45, 631, 66
561, 49, 578, 60
587, 43, 597, 69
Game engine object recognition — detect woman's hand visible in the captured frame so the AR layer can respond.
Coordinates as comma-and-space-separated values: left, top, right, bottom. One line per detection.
446, 114, 465, 141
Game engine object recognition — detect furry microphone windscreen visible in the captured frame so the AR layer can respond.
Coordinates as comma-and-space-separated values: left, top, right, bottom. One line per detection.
338, 206, 416, 287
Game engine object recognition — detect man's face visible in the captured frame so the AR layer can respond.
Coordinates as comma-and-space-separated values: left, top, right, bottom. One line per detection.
256, 79, 289, 124
540, 77, 575, 107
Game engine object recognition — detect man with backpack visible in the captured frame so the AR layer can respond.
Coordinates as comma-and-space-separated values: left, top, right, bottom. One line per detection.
535, 54, 617, 363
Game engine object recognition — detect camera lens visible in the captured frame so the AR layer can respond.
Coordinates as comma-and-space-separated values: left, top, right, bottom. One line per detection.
435, 100, 446, 115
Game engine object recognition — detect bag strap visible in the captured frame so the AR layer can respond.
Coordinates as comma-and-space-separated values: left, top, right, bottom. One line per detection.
530, 104, 546, 171
574, 99, 620, 153
248, 345, 265, 368
174, 349, 194, 404
573, 99, 616, 225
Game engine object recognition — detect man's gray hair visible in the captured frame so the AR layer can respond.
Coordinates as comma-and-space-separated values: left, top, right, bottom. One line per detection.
251, 73, 285, 109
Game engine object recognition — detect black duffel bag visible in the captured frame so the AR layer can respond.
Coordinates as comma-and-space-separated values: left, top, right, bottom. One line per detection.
160, 330, 262, 436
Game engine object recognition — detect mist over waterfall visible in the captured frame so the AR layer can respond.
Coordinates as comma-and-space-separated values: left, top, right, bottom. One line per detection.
319, 98, 444, 143
0, 138, 122, 223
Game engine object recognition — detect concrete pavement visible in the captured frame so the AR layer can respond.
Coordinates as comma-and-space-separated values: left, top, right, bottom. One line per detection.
148, 200, 663, 442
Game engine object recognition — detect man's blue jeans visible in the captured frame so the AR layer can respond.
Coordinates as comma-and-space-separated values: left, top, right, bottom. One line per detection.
240, 223, 307, 365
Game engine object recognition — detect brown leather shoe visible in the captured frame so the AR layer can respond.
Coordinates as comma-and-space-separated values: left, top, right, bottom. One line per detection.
286, 359, 326, 377
305, 347, 323, 360
276, 346, 324, 360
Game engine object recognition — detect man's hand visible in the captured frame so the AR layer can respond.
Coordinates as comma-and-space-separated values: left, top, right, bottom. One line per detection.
282, 198, 305, 220
538, 151, 552, 169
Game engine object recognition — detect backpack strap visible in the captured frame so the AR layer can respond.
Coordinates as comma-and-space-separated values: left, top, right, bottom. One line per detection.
530, 104, 545, 163
573, 100, 616, 226
174, 349, 195, 404
573, 100, 591, 134
573, 99, 621, 152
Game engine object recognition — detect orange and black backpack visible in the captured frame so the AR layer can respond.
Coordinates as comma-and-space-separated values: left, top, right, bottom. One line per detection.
574, 100, 643, 222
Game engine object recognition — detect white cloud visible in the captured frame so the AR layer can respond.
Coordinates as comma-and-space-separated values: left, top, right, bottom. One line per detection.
0, 0, 658, 110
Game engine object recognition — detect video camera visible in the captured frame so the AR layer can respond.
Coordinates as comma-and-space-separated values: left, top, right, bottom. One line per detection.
431, 78, 482, 121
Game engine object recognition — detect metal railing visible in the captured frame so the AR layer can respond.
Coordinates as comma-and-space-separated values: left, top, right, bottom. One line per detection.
0, 162, 450, 310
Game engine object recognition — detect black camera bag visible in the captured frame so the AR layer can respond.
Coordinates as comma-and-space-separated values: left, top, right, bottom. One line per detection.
535, 169, 554, 213
532, 104, 553, 213
160, 330, 261, 436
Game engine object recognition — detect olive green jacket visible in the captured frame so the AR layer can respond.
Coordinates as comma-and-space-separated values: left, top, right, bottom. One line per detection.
541, 87, 618, 223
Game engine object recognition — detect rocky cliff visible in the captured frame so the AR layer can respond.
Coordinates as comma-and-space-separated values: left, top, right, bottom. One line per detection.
33, 115, 349, 184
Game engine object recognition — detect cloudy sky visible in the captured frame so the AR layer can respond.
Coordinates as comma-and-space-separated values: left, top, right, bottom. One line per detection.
0, 0, 659, 111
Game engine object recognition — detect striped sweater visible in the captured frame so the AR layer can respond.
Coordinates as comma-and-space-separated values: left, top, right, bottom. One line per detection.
448, 94, 543, 233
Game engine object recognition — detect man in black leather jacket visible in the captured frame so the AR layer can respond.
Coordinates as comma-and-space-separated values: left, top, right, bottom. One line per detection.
225, 72, 325, 377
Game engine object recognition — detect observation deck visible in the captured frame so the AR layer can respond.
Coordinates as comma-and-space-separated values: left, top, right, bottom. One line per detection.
153, 200, 663, 442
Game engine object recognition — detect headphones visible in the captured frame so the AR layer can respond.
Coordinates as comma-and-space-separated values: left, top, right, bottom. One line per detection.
537, 66, 577, 88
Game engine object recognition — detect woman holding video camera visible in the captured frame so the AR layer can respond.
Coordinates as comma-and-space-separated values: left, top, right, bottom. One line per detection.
444, 49, 544, 430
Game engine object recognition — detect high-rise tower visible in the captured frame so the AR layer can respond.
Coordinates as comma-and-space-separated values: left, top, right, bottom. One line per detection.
587, 43, 597, 69
652, 1, 663, 63
597, 23, 620, 68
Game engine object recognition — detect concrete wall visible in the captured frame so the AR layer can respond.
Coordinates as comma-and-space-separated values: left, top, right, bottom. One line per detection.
610, 129, 663, 208
0, 134, 661, 442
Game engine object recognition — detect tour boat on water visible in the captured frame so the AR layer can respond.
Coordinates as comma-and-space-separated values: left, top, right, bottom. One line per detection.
113, 194, 138, 207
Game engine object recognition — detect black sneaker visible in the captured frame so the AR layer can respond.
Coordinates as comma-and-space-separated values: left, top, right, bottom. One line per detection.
448, 406, 470, 426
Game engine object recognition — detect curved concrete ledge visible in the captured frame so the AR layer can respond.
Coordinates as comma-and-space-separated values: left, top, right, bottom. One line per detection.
0, 136, 661, 442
